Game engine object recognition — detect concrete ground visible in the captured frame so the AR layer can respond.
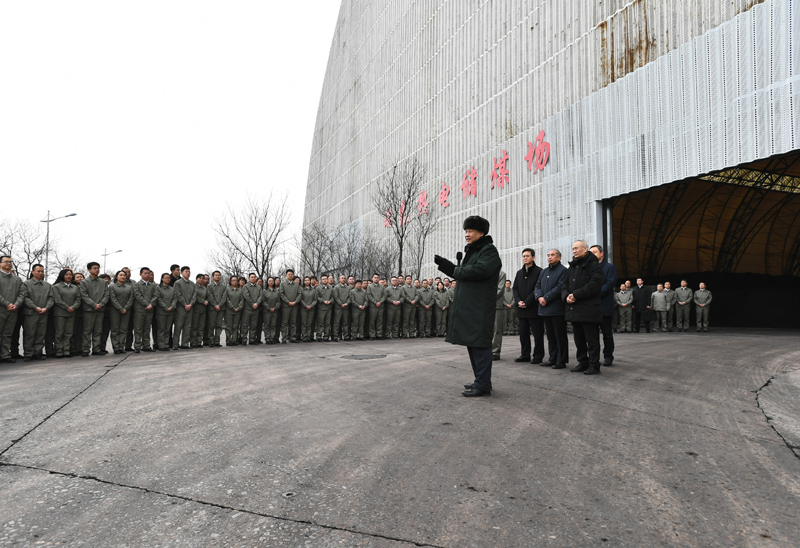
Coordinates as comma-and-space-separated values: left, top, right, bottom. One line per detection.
1, 328, 799, 547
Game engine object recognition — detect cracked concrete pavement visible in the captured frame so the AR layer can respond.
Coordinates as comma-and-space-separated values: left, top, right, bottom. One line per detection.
1, 328, 799, 547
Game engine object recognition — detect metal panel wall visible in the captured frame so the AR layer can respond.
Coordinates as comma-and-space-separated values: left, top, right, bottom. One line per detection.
303, 0, 794, 276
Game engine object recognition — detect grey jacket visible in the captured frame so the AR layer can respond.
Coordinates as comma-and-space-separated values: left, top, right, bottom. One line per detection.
675, 287, 693, 306
280, 279, 302, 305
694, 289, 712, 306
300, 286, 317, 308
348, 288, 367, 307
133, 280, 159, 311
195, 284, 208, 310
366, 284, 385, 306
156, 284, 178, 312
80, 276, 109, 312
434, 289, 449, 309
52, 282, 81, 317
418, 287, 435, 307
315, 285, 333, 310
242, 283, 263, 308
0, 270, 25, 309
495, 271, 508, 310
615, 289, 633, 307
401, 284, 417, 305
207, 281, 228, 311
174, 278, 197, 307
650, 291, 669, 312
226, 287, 244, 312
385, 285, 404, 306
109, 282, 134, 312
333, 283, 351, 307
23, 279, 54, 315
262, 288, 281, 311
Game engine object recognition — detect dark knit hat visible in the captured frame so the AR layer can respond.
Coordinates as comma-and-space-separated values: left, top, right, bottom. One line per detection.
463, 215, 490, 234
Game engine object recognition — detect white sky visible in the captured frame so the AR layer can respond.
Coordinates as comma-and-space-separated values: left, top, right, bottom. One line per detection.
0, 1, 341, 279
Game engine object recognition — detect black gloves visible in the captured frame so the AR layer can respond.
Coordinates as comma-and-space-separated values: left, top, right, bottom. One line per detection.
434, 255, 456, 277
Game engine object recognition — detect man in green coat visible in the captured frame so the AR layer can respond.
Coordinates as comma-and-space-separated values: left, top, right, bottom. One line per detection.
80, 261, 110, 356
173, 267, 197, 349
279, 269, 302, 343
435, 215, 502, 397
132, 267, 158, 352
22, 264, 54, 361
206, 271, 227, 346
366, 273, 385, 339
241, 273, 263, 344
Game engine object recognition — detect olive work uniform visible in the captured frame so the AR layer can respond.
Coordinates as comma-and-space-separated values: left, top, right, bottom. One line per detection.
23, 278, 54, 358
173, 277, 197, 348
108, 281, 134, 353
279, 279, 302, 342
52, 282, 81, 357
133, 279, 158, 351
80, 275, 110, 354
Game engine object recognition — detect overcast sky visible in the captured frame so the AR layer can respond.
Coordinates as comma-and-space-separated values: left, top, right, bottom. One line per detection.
0, 1, 341, 279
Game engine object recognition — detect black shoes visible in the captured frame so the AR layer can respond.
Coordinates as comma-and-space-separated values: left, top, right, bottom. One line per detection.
584, 367, 601, 375
462, 388, 491, 397
531, 358, 543, 364
552, 363, 566, 369
570, 363, 589, 372
492, 354, 500, 361
514, 356, 530, 363
464, 383, 474, 389
1, 358, 17, 363
134, 349, 141, 354
541, 361, 554, 367
602, 359, 614, 366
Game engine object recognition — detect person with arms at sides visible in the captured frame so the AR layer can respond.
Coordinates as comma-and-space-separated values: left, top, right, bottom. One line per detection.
435, 215, 502, 397
254, 277, 264, 343
632, 278, 653, 333
534, 249, 569, 369
417, 279, 435, 338
70, 272, 84, 357
650, 284, 669, 332
433, 281, 449, 337
503, 280, 515, 335
156, 273, 177, 352
191, 273, 209, 348
385, 276, 404, 339
51, 268, 81, 358
315, 275, 334, 342
366, 273, 385, 340
225, 276, 243, 346
512, 248, 545, 364
279, 269, 301, 343
80, 262, 109, 357
108, 270, 134, 355
241, 273, 263, 345
589, 244, 617, 366
300, 276, 317, 342
262, 276, 281, 344
121, 267, 135, 352
0, 256, 26, 364
132, 267, 158, 353
173, 266, 196, 349
562, 240, 604, 375
400, 275, 417, 338
22, 263, 53, 361
663, 281, 677, 332
491, 270, 509, 361
674, 280, 693, 332
99, 273, 112, 352
206, 271, 226, 347
332, 274, 351, 342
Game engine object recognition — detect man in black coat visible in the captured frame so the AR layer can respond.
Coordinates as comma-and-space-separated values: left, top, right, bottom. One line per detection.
534, 249, 569, 369
435, 215, 502, 397
512, 248, 545, 364
590, 245, 617, 366
632, 277, 654, 333
562, 240, 604, 375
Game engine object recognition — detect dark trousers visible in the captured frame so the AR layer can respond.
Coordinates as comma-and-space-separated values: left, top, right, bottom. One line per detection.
467, 346, 493, 392
518, 315, 544, 361
542, 315, 569, 365
571, 321, 601, 368
633, 309, 650, 332
600, 315, 614, 361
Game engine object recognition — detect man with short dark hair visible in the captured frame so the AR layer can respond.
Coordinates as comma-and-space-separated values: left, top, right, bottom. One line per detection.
512, 248, 544, 364
242, 273, 262, 344
80, 262, 109, 356
22, 264, 53, 361
632, 278, 654, 333
694, 282, 712, 332
385, 276, 404, 339
674, 280, 693, 332
333, 274, 351, 342
279, 269, 301, 343
0, 255, 25, 363
348, 280, 367, 340
173, 266, 196, 349
191, 273, 209, 348
417, 279, 435, 338
563, 241, 604, 375
132, 267, 158, 352
366, 273, 385, 339
589, 245, 616, 366
401, 275, 417, 338
206, 271, 226, 347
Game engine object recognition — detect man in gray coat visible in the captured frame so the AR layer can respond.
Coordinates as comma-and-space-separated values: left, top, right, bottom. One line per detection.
173, 266, 197, 349
279, 269, 302, 343
206, 271, 227, 346
491, 270, 508, 360
366, 273, 385, 339
241, 273, 263, 345
132, 267, 158, 352
80, 261, 110, 356
694, 282, 712, 332
650, 284, 669, 332
22, 264, 54, 361
615, 283, 633, 332
535, 249, 569, 368
674, 280, 693, 332
332, 274, 351, 342
0, 256, 25, 363
663, 281, 677, 332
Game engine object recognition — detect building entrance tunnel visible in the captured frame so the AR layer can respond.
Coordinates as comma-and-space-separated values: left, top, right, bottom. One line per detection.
610, 150, 800, 328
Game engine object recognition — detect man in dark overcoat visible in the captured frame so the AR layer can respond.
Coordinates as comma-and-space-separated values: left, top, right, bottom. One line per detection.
534, 249, 569, 368
434, 215, 502, 397
512, 248, 544, 363
562, 240, 605, 375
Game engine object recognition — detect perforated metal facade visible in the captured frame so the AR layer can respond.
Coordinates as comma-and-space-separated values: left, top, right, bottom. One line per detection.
303, 0, 798, 275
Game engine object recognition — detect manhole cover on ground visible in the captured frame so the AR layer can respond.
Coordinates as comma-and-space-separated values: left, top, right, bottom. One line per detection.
341, 354, 387, 361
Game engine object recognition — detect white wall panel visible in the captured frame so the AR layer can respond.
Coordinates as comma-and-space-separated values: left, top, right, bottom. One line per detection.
304, 0, 794, 276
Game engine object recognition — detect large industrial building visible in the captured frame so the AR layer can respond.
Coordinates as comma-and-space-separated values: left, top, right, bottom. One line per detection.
304, 0, 800, 326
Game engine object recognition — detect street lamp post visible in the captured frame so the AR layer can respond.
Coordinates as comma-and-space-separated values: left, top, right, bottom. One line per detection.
40, 211, 77, 279
102, 248, 123, 273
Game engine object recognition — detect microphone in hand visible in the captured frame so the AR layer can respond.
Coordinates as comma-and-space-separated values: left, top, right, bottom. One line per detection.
456, 251, 463, 266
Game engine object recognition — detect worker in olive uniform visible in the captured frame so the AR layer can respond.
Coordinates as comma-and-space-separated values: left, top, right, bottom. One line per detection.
241, 273, 263, 345
502, 280, 514, 335
674, 280, 693, 332
108, 271, 134, 354
191, 273, 209, 348
315, 275, 334, 341
173, 267, 197, 349
206, 271, 227, 347
132, 267, 158, 352
348, 280, 367, 340
434, 215, 502, 397
663, 281, 677, 331
491, 270, 508, 360
385, 276, 404, 339
225, 276, 243, 345
614, 283, 633, 332
333, 275, 351, 341
433, 281, 449, 337
262, 277, 281, 344
366, 274, 385, 339
80, 262, 110, 356
279, 269, 301, 343
650, 284, 669, 332
22, 264, 54, 361
51, 269, 81, 359
300, 276, 317, 342
0, 256, 26, 363
156, 273, 178, 351
401, 275, 417, 338
417, 279, 435, 338
694, 282, 712, 332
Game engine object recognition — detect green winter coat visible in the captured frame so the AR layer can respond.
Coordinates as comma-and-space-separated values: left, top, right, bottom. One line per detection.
445, 235, 502, 348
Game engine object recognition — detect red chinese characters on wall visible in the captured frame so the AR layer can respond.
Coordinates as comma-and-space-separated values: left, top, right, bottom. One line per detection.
439, 181, 450, 208
417, 190, 429, 215
490, 150, 509, 189
461, 166, 478, 199
525, 130, 550, 173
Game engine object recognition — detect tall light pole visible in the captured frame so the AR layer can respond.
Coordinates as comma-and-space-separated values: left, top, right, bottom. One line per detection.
102, 248, 123, 273
40, 211, 77, 279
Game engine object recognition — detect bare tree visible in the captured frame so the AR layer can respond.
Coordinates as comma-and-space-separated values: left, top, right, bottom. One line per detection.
371, 157, 427, 274
0, 219, 47, 279
52, 248, 85, 276
298, 221, 335, 276
406, 192, 443, 279
208, 193, 291, 279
